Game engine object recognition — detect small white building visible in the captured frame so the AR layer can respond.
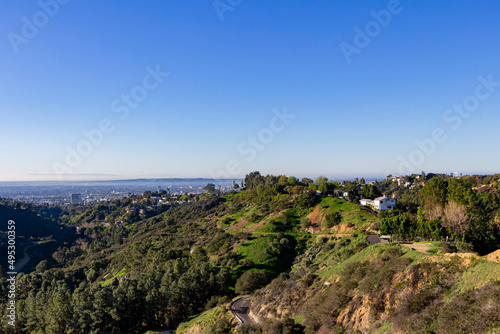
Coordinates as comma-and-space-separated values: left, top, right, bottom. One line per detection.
373, 196, 396, 211
380, 235, 392, 245
359, 199, 374, 206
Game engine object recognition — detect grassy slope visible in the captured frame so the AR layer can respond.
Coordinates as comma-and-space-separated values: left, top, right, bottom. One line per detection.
317, 240, 500, 289
456, 260, 500, 292
220, 196, 381, 281
308, 240, 500, 332
175, 304, 233, 334
176, 196, 382, 332
178, 227, 500, 333
220, 196, 377, 236
320, 197, 379, 228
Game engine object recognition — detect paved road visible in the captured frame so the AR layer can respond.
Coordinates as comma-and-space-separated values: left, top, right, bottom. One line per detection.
230, 296, 254, 325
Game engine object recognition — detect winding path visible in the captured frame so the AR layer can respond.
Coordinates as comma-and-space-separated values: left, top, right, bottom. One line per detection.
14, 242, 39, 273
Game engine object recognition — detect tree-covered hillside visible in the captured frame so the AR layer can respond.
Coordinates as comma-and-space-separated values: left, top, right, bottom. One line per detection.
0, 172, 499, 333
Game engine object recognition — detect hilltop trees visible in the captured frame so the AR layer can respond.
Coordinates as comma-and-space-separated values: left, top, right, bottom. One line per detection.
315, 176, 328, 185
421, 177, 448, 212
204, 183, 216, 194
287, 176, 299, 186
362, 184, 381, 199
318, 183, 327, 194
297, 191, 317, 209
311, 176, 340, 195
245, 171, 264, 190
301, 178, 313, 185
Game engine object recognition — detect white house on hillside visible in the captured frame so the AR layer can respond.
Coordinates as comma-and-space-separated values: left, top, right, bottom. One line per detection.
360, 196, 395, 211
373, 196, 395, 211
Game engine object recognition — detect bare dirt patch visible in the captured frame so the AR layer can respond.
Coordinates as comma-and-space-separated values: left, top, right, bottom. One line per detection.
229, 217, 248, 232
307, 205, 324, 225
305, 205, 326, 233
400, 242, 433, 253
485, 249, 500, 263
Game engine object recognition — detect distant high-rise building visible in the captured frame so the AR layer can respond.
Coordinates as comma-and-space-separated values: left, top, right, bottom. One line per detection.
71, 193, 82, 204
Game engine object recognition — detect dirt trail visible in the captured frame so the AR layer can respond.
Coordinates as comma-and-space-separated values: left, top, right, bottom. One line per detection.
311, 233, 350, 238
14, 242, 40, 273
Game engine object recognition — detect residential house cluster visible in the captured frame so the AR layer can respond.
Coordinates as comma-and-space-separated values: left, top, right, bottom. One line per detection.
333, 188, 361, 201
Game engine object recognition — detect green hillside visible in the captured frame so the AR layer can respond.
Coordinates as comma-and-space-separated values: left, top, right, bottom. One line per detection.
0, 203, 75, 274
0, 172, 499, 333
0, 204, 61, 237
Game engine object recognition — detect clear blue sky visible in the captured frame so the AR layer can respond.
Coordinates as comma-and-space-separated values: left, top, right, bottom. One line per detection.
1, 0, 500, 181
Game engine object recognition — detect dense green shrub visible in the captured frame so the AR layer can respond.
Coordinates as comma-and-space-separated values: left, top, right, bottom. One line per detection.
324, 212, 342, 228
235, 270, 269, 294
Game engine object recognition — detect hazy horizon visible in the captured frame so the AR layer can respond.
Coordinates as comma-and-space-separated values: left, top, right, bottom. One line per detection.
0, 170, 497, 184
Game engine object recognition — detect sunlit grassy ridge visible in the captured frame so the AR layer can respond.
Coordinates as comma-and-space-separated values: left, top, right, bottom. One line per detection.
175, 305, 233, 334
219, 196, 379, 236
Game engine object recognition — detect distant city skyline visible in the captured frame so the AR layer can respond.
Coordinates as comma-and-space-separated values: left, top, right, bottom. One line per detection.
1, 1, 500, 181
